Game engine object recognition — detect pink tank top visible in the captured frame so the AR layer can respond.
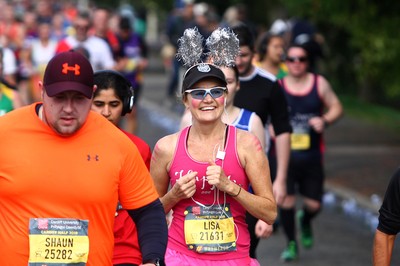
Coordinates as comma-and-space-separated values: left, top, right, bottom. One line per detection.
168, 125, 251, 260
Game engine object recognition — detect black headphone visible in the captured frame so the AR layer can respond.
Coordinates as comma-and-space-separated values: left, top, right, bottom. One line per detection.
94, 70, 135, 116
257, 32, 272, 61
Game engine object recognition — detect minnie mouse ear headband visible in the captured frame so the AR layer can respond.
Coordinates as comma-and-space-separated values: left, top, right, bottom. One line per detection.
177, 27, 240, 93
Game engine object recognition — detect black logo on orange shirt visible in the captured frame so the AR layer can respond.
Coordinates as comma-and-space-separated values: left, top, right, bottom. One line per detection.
62, 63, 81, 75
87, 154, 99, 161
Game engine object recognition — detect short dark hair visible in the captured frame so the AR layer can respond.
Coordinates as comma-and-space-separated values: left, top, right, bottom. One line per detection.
93, 71, 130, 102
119, 16, 132, 30
227, 65, 239, 81
256, 31, 283, 61
286, 43, 309, 58
77, 11, 91, 22
231, 22, 255, 50
94, 70, 134, 116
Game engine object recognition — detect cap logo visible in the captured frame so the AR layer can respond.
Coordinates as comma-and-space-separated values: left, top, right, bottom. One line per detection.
62, 63, 81, 75
197, 63, 211, 73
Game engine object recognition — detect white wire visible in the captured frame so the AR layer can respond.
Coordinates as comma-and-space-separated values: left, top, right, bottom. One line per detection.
190, 138, 240, 249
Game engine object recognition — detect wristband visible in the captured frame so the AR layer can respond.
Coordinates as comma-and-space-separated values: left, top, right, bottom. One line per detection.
231, 186, 242, 197
322, 117, 330, 128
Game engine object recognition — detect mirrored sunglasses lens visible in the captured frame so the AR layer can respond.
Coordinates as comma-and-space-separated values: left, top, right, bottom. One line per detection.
190, 90, 206, 99
210, 88, 224, 98
287, 56, 307, 63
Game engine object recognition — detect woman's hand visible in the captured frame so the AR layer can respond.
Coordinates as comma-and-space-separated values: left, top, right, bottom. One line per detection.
171, 171, 197, 200
309, 116, 326, 133
206, 160, 236, 194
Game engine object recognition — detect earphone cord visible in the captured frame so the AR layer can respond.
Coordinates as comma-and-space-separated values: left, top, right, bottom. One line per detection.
191, 141, 240, 246
190, 131, 225, 208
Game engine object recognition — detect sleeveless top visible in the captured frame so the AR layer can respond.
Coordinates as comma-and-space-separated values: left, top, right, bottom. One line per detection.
232, 108, 255, 132
280, 74, 324, 161
167, 125, 251, 260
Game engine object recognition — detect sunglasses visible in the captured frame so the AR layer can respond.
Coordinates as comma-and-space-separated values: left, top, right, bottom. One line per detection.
286, 56, 308, 63
75, 24, 89, 30
185, 87, 227, 100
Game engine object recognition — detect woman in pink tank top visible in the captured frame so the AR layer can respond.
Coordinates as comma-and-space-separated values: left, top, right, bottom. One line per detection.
150, 62, 277, 266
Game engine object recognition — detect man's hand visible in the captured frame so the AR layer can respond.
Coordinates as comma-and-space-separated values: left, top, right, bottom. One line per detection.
273, 177, 286, 206
255, 219, 273, 239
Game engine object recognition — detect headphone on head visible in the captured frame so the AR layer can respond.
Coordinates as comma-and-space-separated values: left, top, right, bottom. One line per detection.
94, 70, 134, 116
257, 32, 272, 61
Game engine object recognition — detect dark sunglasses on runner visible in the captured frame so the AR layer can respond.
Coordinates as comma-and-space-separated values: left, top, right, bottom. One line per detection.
185, 87, 227, 100
286, 56, 308, 63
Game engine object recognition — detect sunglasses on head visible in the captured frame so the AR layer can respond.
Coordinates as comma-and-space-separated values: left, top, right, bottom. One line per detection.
185, 87, 227, 100
286, 56, 308, 63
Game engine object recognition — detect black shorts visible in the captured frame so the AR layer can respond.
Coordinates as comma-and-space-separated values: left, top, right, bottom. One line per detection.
287, 159, 324, 202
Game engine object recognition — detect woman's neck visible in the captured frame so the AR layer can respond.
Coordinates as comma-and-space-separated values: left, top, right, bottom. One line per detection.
190, 121, 226, 141
288, 72, 309, 84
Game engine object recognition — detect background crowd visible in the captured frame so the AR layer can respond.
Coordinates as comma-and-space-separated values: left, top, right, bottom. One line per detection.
0, 0, 398, 265
0, 0, 326, 121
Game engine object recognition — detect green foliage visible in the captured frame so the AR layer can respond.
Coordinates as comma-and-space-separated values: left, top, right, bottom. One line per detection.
340, 95, 400, 132
281, 0, 400, 108
95, 0, 400, 108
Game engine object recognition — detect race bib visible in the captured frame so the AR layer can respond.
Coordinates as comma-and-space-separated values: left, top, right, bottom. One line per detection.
184, 204, 236, 253
29, 218, 89, 266
291, 133, 310, 150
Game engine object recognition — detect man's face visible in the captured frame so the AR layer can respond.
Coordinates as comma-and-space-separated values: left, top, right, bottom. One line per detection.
267, 37, 285, 65
119, 29, 130, 41
41, 90, 93, 137
74, 17, 90, 42
235, 45, 254, 77
91, 88, 123, 126
93, 9, 109, 32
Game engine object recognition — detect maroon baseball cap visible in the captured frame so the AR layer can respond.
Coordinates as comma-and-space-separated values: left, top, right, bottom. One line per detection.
43, 50, 94, 98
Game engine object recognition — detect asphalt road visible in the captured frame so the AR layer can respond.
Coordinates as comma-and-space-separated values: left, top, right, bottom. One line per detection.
134, 69, 400, 266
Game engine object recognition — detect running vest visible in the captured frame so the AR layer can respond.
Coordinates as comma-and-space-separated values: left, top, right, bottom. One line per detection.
167, 125, 251, 260
280, 74, 324, 161
232, 109, 255, 131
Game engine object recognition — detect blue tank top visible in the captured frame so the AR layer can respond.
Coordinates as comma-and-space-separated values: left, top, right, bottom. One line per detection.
232, 108, 257, 193
232, 109, 254, 131
281, 74, 324, 161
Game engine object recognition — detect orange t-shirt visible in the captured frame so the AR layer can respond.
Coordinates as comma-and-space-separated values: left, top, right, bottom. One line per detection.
0, 104, 159, 266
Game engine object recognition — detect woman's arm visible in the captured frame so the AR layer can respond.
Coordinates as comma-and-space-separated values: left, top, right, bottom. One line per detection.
150, 134, 197, 213
206, 130, 277, 224
318, 75, 343, 125
238, 131, 277, 224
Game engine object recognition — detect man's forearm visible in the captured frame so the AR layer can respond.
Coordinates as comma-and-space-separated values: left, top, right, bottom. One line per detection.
373, 229, 395, 266
128, 199, 168, 264
274, 132, 290, 182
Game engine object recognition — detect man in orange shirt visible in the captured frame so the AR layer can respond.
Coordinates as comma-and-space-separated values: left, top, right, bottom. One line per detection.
92, 69, 152, 265
0, 50, 167, 266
